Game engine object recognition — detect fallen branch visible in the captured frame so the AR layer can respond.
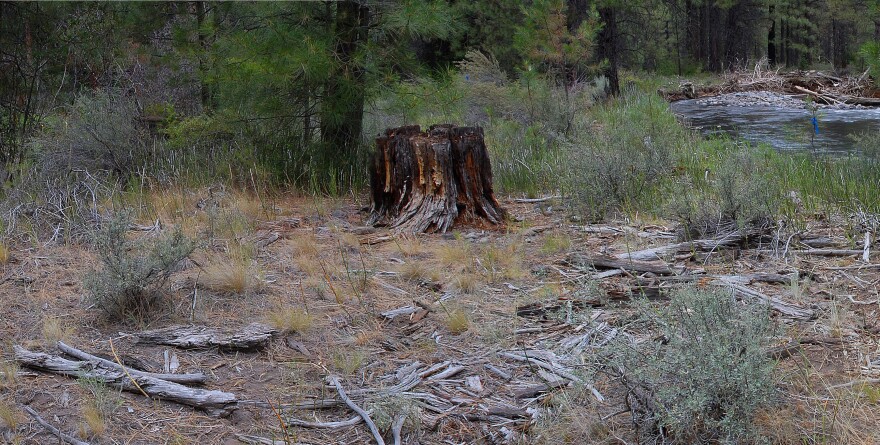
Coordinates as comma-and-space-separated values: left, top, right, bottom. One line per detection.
287, 415, 363, 429
23, 405, 92, 445
499, 351, 604, 402
512, 379, 569, 399
328, 376, 386, 445
567, 253, 676, 276
57, 341, 206, 385
616, 230, 755, 261
14, 346, 237, 417
828, 378, 880, 390
513, 195, 561, 203
759, 249, 865, 257
134, 323, 277, 351
234, 434, 314, 445
392, 414, 407, 445
715, 280, 815, 320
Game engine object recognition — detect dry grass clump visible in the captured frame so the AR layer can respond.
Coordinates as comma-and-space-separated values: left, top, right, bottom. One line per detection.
267, 307, 314, 334
199, 256, 262, 295
79, 402, 106, 438
76, 377, 119, 440
42, 317, 73, 345
445, 308, 470, 334
0, 242, 9, 265
480, 243, 527, 282
0, 361, 20, 390
451, 273, 481, 293
529, 389, 612, 444
332, 349, 366, 375
227, 191, 266, 220
437, 241, 474, 269
396, 236, 426, 258
398, 260, 438, 283
0, 397, 20, 430
148, 189, 192, 223
540, 233, 572, 255
353, 326, 386, 346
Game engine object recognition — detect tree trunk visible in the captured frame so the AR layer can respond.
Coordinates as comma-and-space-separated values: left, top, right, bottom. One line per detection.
367, 125, 506, 233
597, 6, 619, 96
194, 1, 212, 110
320, 1, 369, 165
768, 5, 776, 65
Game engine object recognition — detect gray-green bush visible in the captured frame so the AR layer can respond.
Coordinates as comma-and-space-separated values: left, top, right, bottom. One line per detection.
566, 91, 684, 221
29, 90, 149, 179
609, 287, 776, 443
668, 142, 781, 238
84, 212, 195, 321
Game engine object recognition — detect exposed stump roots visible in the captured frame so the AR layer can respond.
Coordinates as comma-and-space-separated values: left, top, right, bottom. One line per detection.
367, 124, 506, 233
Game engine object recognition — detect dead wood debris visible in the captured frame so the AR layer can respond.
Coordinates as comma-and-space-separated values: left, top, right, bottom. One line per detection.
660, 68, 879, 105
14, 345, 237, 417
134, 322, 277, 351
22, 405, 92, 445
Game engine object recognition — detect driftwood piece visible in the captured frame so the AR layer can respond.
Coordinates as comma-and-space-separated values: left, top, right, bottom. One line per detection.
766, 341, 803, 360
287, 414, 363, 429
715, 280, 815, 320
392, 414, 407, 445
499, 351, 604, 402
134, 323, 277, 351
22, 406, 91, 445
760, 249, 866, 257
380, 305, 419, 320
368, 125, 506, 233
567, 253, 676, 275
14, 346, 237, 417
617, 229, 760, 261
512, 378, 569, 399
56, 341, 206, 385
234, 434, 314, 445
328, 376, 385, 445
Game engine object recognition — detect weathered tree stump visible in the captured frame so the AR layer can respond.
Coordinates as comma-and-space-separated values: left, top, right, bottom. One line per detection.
367, 125, 506, 233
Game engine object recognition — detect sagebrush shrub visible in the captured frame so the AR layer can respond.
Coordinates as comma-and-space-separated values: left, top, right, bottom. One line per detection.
608, 287, 776, 443
29, 90, 148, 178
567, 92, 683, 221
669, 144, 780, 238
84, 213, 195, 321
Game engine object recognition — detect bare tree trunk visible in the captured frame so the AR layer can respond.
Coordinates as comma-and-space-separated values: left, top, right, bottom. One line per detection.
320, 1, 369, 169
368, 125, 506, 233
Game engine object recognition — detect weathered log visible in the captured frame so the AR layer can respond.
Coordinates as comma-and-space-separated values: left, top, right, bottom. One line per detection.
714, 279, 815, 320
567, 253, 677, 275
134, 322, 277, 351
616, 229, 756, 261
56, 341, 207, 385
14, 346, 237, 417
368, 125, 506, 233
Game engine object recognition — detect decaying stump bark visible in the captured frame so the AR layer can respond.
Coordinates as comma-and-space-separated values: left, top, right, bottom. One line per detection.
367, 125, 506, 233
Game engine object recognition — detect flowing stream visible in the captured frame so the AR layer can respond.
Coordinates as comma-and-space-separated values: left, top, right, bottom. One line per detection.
670, 94, 880, 154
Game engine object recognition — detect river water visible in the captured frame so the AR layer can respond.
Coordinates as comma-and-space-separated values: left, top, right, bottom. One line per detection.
669, 94, 880, 154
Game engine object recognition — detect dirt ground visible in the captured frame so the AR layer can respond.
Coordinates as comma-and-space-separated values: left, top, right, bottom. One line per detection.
1, 190, 879, 444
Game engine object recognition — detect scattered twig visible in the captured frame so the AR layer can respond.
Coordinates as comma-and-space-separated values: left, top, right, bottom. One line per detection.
512, 195, 561, 203
392, 414, 407, 445
328, 376, 386, 445
22, 405, 92, 445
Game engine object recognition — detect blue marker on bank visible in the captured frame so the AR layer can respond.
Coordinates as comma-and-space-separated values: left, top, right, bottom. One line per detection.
811, 116, 819, 134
